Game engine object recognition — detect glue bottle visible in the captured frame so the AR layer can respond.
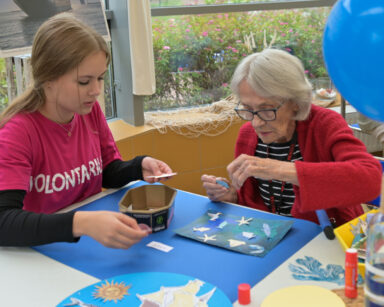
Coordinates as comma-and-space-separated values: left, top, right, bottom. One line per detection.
365, 206, 384, 306
345, 248, 358, 298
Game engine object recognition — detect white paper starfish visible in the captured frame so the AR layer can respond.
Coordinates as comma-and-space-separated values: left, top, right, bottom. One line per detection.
193, 227, 210, 232
207, 212, 222, 221
236, 216, 252, 226
228, 239, 246, 247
198, 234, 217, 242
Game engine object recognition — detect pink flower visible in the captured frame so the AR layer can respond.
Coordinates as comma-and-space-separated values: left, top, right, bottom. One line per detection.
222, 83, 228, 87
202, 31, 208, 37
304, 70, 309, 74
311, 40, 315, 43
208, 20, 214, 24
281, 33, 286, 37
163, 46, 170, 50
215, 28, 221, 32
178, 67, 183, 72
232, 48, 238, 53
186, 29, 191, 32
288, 29, 293, 33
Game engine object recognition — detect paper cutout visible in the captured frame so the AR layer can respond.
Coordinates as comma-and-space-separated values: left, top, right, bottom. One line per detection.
64, 297, 99, 307
145, 172, 178, 179
193, 227, 210, 232
236, 216, 253, 226
261, 285, 345, 307
242, 232, 256, 239
147, 241, 173, 253
216, 180, 229, 189
137, 279, 215, 307
228, 239, 246, 248
93, 280, 131, 303
175, 209, 294, 257
263, 223, 271, 239
198, 234, 217, 242
57, 272, 232, 307
289, 256, 364, 285
207, 212, 222, 221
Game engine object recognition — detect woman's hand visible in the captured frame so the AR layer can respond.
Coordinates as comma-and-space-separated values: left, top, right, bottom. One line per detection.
201, 174, 238, 203
141, 157, 173, 183
227, 154, 299, 190
73, 211, 150, 249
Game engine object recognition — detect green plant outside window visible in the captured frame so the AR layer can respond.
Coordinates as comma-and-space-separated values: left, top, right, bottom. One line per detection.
145, 7, 330, 111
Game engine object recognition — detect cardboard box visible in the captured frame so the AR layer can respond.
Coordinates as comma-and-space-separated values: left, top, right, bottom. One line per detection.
334, 209, 378, 277
119, 185, 177, 233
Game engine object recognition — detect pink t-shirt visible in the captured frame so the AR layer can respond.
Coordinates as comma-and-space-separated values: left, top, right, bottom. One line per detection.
0, 102, 121, 213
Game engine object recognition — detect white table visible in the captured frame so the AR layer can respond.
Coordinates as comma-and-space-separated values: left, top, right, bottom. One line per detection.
0, 186, 347, 307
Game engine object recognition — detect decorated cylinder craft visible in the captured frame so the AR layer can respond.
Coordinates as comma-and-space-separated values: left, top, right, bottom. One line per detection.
345, 248, 358, 298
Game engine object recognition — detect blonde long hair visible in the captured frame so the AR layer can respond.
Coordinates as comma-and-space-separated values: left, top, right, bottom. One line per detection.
0, 13, 110, 127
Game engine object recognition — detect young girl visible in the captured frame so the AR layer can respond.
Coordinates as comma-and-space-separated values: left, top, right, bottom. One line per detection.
0, 14, 173, 248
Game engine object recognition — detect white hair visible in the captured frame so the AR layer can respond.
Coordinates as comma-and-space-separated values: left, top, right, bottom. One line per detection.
230, 48, 313, 120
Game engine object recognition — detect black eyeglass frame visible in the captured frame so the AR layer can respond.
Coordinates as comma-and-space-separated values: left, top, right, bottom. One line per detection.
234, 101, 286, 122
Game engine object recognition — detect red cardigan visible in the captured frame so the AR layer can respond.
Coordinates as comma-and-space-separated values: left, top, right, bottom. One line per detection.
235, 105, 381, 226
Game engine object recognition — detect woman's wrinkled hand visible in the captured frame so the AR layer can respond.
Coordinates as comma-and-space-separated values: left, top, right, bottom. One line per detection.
201, 174, 238, 203
227, 154, 298, 189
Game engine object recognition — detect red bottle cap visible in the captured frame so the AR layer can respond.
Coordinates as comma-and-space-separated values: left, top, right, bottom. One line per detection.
345, 248, 358, 262
238, 283, 251, 305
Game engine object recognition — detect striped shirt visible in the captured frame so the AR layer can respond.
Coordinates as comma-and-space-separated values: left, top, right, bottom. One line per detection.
255, 137, 303, 216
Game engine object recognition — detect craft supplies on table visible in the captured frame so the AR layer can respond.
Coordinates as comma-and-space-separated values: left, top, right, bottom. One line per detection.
335, 209, 378, 277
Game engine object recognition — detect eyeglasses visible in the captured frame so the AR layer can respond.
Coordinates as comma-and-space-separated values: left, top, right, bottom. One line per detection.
234, 101, 286, 121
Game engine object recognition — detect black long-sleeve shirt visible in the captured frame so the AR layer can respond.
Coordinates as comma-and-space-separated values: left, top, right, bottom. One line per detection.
0, 156, 145, 246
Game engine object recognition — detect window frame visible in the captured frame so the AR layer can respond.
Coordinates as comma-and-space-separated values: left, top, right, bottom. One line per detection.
106, 0, 336, 126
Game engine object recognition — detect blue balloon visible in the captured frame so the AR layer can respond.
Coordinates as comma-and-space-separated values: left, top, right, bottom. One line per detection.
323, 1, 384, 122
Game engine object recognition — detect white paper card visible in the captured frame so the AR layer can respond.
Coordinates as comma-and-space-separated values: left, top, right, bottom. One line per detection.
146, 172, 178, 179
147, 241, 173, 253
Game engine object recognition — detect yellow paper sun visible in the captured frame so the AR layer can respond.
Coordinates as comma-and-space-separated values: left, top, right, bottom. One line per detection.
93, 280, 131, 303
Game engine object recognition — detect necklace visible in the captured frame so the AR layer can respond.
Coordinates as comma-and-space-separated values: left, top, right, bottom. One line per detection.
266, 132, 297, 213
57, 122, 73, 137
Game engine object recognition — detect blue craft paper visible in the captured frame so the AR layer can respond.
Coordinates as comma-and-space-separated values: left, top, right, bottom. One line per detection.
33, 181, 321, 303
56, 272, 232, 307
174, 209, 294, 257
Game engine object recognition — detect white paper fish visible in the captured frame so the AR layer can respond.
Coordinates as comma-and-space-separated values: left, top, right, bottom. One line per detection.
263, 223, 271, 239
249, 244, 265, 254
193, 227, 210, 232
217, 221, 228, 229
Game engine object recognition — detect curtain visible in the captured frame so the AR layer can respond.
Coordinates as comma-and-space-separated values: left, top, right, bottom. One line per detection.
128, 0, 156, 95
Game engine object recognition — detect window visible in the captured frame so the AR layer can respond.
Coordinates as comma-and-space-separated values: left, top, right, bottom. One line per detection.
142, 1, 333, 111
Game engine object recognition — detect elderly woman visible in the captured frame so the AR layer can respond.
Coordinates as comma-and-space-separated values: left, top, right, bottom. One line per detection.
202, 48, 381, 227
